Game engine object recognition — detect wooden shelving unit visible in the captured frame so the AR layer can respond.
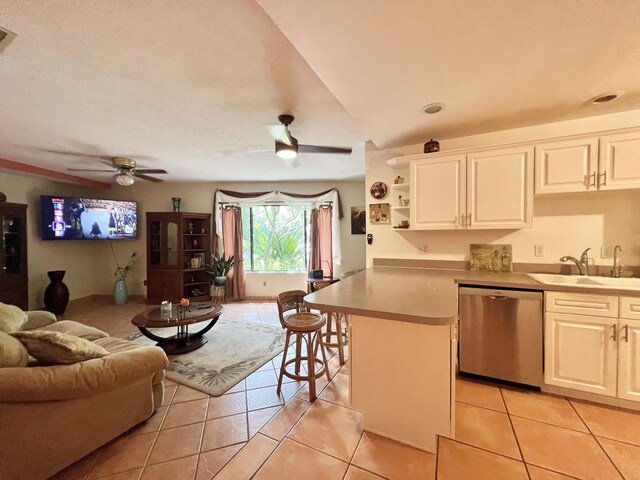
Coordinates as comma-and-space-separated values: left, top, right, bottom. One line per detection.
0, 202, 28, 309
146, 212, 212, 304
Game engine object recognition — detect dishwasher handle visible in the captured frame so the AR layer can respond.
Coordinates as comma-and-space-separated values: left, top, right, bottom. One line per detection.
459, 286, 543, 301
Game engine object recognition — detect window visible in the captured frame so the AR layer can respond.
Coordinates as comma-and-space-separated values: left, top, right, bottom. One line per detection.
242, 205, 309, 271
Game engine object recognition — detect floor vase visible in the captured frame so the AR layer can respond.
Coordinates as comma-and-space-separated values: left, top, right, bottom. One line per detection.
114, 280, 128, 305
44, 270, 70, 314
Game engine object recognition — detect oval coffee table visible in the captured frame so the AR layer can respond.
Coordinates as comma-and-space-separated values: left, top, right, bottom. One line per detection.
131, 302, 224, 354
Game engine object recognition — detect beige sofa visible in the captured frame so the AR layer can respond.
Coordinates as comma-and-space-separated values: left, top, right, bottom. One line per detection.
0, 303, 168, 480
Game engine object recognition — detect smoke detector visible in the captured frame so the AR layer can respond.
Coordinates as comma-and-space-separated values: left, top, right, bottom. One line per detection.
0, 26, 17, 54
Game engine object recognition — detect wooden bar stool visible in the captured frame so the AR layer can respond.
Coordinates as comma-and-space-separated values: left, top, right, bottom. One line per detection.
312, 280, 349, 365
276, 290, 331, 401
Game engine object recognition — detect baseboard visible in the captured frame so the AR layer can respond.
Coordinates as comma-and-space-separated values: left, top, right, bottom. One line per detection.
541, 384, 640, 412
243, 296, 277, 302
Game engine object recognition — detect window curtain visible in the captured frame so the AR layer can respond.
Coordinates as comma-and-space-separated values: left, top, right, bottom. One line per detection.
309, 206, 333, 277
213, 188, 343, 266
221, 206, 245, 300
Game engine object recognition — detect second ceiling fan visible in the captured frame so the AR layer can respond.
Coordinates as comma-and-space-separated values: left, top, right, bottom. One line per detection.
273, 114, 352, 159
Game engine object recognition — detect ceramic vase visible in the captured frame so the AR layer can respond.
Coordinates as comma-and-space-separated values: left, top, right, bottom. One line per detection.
213, 275, 227, 287
114, 279, 128, 305
44, 270, 69, 314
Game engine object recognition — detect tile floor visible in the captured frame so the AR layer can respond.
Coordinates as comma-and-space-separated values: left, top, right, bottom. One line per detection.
49, 297, 640, 480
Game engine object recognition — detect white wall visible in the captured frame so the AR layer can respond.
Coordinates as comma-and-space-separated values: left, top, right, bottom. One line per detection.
365, 110, 640, 269
0, 171, 107, 308
94, 180, 366, 297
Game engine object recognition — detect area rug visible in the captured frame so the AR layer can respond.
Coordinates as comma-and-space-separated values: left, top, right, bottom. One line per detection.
126, 318, 286, 396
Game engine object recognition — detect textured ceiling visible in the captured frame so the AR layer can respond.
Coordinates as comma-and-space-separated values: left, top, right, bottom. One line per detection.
1, 1, 640, 185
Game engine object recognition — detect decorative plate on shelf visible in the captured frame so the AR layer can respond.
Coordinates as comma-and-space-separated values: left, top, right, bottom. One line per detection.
370, 182, 388, 199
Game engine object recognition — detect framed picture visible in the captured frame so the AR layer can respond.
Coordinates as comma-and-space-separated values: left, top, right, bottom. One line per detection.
350, 206, 366, 234
193, 252, 206, 268
370, 182, 388, 199
369, 203, 390, 224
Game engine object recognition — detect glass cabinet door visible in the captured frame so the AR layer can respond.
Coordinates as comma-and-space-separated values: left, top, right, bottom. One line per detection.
149, 220, 162, 266
2, 214, 23, 274
166, 221, 179, 266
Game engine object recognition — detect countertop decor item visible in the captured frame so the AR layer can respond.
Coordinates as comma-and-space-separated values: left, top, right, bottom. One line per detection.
370, 182, 388, 199
44, 270, 69, 314
171, 197, 181, 212
470, 244, 513, 272
423, 139, 440, 153
0, 192, 6, 202
394, 176, 405, 184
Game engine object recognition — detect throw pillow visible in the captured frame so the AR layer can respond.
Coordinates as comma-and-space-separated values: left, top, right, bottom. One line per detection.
0, 331, 29, 367
20, 310, 57, 331
0, 303, 28, 333
39, 321, 109, 341
10, 331, 109, 365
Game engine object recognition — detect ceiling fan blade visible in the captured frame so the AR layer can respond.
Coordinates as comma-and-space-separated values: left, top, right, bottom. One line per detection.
68, 168, 117, 172
134, 169, 167, 174
40, 148, 110, 159
132, 172, 163, 183
298, 144, 352, 155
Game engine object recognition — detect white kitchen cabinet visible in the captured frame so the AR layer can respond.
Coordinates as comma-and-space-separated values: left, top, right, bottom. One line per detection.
535, 137, 598, 194
618, 318, 640, 401
599, 131, 640, 191
410, 146, 533, 230
411, 155, 465, 230
544, 312, 617, 397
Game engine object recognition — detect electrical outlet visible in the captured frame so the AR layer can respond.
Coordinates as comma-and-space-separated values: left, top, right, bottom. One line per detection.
263, 281, 267, 287
601, 245, 613, 259
534, 245, 544, 257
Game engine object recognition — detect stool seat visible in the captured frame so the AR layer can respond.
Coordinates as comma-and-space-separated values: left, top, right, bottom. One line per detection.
284, 312, 324, 331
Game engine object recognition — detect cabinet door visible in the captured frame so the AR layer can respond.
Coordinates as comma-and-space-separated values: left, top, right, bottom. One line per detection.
467, 146, 534, 229
535, 137, 598, 194
411, 155, 466, 230
599, 131, 640, 191
544, 312, 617, 396
618, 319, 640, 401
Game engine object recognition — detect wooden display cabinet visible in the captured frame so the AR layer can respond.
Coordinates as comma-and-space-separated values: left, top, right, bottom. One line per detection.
0, 202, 28, 309
146, 212, 211, 304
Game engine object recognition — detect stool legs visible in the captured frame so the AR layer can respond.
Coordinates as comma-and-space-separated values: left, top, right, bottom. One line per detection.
276, 329, 292, 395
307, 332, 316, 400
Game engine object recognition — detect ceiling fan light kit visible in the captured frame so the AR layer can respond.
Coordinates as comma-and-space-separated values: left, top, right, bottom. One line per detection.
116, 172, 134, 186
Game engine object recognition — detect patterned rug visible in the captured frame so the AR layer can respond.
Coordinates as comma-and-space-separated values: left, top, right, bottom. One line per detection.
126, 318, 286, 396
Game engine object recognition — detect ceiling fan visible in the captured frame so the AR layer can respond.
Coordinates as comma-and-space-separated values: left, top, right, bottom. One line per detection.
67, 156, 167, 186
273, 114, 352, 159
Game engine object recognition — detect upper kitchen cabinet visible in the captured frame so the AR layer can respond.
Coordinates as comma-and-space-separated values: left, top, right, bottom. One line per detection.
535, 137, 598, 194
410, 147, 533, 230
467, 146, 534, 229
411, 155, 465, 230
599, 131, 640, 191
535, 130, 640, 194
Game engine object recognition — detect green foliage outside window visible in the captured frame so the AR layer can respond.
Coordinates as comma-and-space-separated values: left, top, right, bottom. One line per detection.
242, 205, 308, 271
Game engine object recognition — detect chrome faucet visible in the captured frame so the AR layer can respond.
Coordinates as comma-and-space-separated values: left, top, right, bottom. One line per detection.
612, 245, 623, 278
559, 248, 591, 276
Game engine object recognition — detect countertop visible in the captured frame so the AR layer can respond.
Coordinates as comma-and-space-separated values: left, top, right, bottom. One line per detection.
304, 267, 640, 326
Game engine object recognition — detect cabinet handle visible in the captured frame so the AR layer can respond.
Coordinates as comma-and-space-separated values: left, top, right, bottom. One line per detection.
622, 324, 629, 343
461, 214, 466, 227
611, 323, 617, 342
585, 172, 596, 188
599, 171, 607, 187
467, 213, 471, 226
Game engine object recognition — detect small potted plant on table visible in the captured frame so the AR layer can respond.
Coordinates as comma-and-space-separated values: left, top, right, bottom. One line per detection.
208, 253, 235, 287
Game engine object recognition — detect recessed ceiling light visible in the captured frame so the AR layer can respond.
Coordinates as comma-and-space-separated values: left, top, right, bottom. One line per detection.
423, 103, 444, 114
590, 91, 625, 104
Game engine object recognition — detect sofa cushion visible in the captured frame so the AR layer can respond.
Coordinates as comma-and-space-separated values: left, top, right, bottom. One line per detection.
11, 331, 109, 365
0, 331, 29, 367
40, 321, 109, 341
21, 310, 57, 331
0, 303, 28, 333
94, 337, 166, 386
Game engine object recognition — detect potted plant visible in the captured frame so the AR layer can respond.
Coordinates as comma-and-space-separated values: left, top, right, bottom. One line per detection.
208, 253, 235, 286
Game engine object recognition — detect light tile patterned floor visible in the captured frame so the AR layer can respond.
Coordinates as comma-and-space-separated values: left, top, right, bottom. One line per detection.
50, 297, 640, 480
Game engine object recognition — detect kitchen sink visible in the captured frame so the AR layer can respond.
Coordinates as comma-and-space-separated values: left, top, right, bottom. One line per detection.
527, 273, 640, 291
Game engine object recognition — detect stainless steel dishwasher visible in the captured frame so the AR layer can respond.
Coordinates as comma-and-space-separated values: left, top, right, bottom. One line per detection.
458, 286, 544, 387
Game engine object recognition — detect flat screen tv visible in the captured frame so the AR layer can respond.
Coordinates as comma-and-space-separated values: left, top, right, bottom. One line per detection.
40, 196, 138, 240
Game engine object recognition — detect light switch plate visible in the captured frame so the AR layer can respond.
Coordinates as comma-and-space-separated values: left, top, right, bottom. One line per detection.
601, 245, 613, 259
534, 245, 544, 257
